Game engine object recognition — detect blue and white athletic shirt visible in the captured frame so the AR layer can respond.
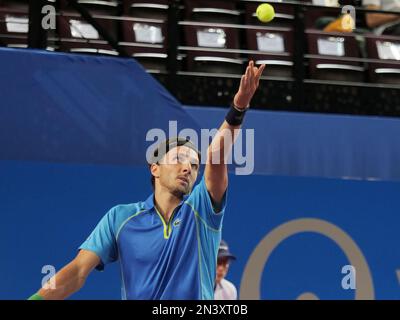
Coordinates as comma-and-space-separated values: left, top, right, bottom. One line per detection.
79, 175, 227, 300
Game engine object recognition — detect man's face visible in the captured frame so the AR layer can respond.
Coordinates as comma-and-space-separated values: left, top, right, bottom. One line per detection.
152, 146, 200, 197
216, 257, 230, 284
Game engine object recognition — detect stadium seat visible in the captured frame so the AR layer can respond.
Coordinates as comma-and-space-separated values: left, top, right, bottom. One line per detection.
243, 1, 296, 77
182, 0, 243, 73
182, 24, 243, 74
59, 0, 119, 13
183, 0, 240, 24
304, 6, 341, 30
0, 0, 29, 48
306, 30, 365, 82
121, 20, 169, 71
243, 0, 295, 28
58, 0, 120, 56
120, 0, 170, 71
122, 0, 169, 19
246, 27, 294, 77
365, 34, 400, 84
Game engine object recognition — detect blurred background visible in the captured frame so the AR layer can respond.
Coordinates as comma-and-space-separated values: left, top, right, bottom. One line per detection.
1, 0, 400, 114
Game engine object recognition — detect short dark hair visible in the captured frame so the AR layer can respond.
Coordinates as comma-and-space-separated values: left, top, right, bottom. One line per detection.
149, 137, 201, 190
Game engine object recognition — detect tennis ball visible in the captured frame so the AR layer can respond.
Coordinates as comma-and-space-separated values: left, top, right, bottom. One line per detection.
256, 3, 275, 23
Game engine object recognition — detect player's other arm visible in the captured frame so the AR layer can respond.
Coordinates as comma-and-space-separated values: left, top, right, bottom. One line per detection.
29, 249, 100, 300
204, 61, 265, 208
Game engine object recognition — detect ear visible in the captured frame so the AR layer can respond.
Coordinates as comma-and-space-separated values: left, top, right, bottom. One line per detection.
150, 163, 160, 179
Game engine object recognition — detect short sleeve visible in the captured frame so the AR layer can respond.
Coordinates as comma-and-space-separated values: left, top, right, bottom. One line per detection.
186, 175, 227, 230
79, 207, 118, 271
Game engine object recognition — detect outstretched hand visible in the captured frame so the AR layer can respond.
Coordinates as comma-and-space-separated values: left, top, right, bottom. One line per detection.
233, 61, 265, 110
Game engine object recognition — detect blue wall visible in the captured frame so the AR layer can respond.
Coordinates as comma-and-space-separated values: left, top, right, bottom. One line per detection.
1, 161, 399, 299
1, 48, 400, 181
185, 106, 400, 181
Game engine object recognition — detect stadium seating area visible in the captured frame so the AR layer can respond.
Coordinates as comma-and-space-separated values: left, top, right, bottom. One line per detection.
1, 0, 400, 115
0, 0, 399, 82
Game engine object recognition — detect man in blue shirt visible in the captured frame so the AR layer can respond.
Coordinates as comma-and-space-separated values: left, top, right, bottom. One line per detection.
28, 61, 265, 300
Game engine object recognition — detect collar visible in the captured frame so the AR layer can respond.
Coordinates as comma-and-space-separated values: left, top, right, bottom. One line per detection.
143, 193, 155, 210
143, 192, 190, 211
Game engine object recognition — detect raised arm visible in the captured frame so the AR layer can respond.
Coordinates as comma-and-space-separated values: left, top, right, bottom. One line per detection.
204, 61, 265, 208
29, 249, 100, 300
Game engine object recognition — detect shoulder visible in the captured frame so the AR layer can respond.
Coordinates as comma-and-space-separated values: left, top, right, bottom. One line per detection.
186, 175, 215, 206
112, 202, 147, 215
221, 279, 237, 298
105, 202, 149, 231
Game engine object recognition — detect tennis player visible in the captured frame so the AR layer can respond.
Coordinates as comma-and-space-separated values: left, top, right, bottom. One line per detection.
28, 61, 265, 300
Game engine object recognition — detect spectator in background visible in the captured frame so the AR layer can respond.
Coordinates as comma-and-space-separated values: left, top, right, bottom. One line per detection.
214, 240, 237, 300
312, 0, 357, 33
322, 11, 356, 32
363, 0, 400, 35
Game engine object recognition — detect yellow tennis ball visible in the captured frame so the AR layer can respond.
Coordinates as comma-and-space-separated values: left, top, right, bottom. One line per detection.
256, 3, 275, 23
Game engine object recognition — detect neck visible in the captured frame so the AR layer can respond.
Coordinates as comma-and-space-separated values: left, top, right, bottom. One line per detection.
154, 185, 182, 222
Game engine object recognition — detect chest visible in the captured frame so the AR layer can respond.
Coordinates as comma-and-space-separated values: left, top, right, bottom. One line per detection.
117, 208, 197, 264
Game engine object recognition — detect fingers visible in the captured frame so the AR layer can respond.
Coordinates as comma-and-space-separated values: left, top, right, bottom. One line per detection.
240, 75, 246, 87
240, 74, 250, 92
245, 60, 265, 85
241, 60, 265, 91
248, 60, 255, 80
245, 65, 251, 79
256, 64, 266, 79
249, 60, 254, 69
241, 66, 250, 88
248, 60, 265, 83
